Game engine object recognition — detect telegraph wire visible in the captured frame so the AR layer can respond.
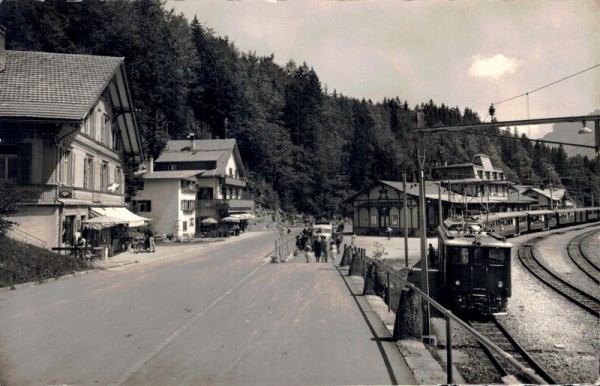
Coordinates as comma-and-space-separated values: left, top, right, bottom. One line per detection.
492, 63, 600, 106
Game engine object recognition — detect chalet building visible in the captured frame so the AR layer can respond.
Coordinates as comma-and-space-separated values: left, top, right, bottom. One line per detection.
520, 187, 567, 210
344, 154, 537, 236
133, 138, 254, 239
430, 154, 533, 212
0, 26, 145, 250
344, 180, 462, 236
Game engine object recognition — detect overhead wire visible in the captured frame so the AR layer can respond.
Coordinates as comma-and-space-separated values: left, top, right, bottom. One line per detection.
492, 63, 600, 106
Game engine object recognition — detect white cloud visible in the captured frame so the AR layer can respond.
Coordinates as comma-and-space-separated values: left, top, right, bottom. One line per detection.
468, 54, 521, 79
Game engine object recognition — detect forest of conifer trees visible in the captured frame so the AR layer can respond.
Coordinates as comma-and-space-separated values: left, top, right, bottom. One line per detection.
1, 0, 598, 216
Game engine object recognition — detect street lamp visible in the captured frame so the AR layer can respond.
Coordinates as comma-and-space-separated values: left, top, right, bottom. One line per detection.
578, 118, 599, 156
578, 120, 592, 134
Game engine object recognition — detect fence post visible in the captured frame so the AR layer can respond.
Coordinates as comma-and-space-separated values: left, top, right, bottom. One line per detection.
446, 313, 453, 384
387, 272, 391, 313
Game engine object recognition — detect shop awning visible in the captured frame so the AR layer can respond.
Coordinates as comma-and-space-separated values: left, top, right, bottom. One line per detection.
230, 213, 255, 220
90, 207, 151, 228
82, 215, 128, 230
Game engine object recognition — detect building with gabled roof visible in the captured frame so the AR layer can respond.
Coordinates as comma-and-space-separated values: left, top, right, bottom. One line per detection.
343, 156, 537, 236
0, 26, 145, 251
133, 138, 254, 239
521, 187, 567, 209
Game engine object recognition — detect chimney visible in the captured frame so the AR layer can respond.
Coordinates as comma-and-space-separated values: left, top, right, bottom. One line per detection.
0, 25, 6, 73
188, 132, 195, 151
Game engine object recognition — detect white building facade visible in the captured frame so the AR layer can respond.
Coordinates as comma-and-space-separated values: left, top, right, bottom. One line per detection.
133, 139, 254, 239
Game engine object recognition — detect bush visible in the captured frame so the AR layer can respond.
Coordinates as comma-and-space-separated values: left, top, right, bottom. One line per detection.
0, 180, 20, 236
0, 237, 88, 288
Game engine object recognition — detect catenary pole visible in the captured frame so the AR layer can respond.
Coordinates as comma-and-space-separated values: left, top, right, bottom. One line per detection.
417, 110, 430, 338
403, 173, 409, 269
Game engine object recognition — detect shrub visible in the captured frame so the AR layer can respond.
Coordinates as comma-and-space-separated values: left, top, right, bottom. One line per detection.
0, 237, 88, 288
0, 180, 20, 236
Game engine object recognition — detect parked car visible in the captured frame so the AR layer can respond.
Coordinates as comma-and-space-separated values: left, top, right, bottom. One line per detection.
313, 222, 333, 241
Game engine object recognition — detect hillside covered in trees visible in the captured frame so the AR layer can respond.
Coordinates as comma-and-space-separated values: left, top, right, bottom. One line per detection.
1, 0, 598, 215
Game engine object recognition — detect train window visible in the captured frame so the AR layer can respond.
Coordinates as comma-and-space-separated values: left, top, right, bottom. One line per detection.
473, 249, 484, 265
489, 248, 505, 266
452, 248, 469, 265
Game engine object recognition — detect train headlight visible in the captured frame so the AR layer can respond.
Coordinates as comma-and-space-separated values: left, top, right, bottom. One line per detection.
497, 281, 504, 288
455, 280, 460, 286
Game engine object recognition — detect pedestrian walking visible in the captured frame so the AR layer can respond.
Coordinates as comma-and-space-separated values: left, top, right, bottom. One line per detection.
386, 226, 392, 240
305, 245, 314, 263
329, 241, 337, 263
313, 236, 321, 263
320, 236, 329, 263
335, 233, 342, 251
351, 233, 357, 246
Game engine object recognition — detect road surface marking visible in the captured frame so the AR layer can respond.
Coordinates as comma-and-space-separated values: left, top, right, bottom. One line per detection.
111, 256, 270, 385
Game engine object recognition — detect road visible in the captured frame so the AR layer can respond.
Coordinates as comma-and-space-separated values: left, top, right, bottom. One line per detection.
0, 231, 414, 385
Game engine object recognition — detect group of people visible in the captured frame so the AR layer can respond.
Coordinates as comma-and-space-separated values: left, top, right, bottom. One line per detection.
296, 227, 343, 263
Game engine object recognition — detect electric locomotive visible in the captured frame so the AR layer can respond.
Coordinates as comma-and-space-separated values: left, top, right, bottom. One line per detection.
437, 217, 512, 315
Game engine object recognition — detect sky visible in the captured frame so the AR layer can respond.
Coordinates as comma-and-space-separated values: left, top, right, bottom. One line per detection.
164, 0, 600, 140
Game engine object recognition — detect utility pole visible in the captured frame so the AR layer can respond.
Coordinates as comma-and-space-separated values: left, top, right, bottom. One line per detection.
417, 109, 430, 338
403, 173, 409, 269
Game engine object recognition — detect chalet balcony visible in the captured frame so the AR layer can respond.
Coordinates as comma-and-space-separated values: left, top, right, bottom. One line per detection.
224, 177, 247, 188
196, 198, 254, 212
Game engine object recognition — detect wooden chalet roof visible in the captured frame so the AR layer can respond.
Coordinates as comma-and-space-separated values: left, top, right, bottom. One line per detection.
156, 139, 246, 178
0, 50, 143, 162
0, 50, 121, 121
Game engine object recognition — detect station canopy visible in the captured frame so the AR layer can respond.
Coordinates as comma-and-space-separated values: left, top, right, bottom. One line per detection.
84, 207, 151, 229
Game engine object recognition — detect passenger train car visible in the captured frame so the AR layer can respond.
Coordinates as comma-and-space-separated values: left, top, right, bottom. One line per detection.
485, 207, 600, 237
436, 207, 600, 315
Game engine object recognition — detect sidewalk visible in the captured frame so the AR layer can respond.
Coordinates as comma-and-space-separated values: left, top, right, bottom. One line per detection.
92, 230, 268, 270
351, 234, 438, 265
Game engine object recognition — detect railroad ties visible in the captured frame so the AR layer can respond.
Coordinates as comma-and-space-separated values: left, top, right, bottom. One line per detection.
518, 237, 600, 316
567, 232, 600, 284
468, 316, 557, 384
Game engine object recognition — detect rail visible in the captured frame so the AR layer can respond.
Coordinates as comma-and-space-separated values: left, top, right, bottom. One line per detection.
343, 246, 548, 385
273, 229, 301, 262
8, 227, 47, 249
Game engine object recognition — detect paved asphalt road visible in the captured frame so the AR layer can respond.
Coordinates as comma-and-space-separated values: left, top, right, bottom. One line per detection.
0, 231, 414, 385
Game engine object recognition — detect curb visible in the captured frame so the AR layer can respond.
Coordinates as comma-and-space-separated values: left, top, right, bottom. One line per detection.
337, 265, 465, 385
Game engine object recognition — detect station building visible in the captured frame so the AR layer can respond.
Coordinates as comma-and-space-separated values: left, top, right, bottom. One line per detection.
344, 154, 536, 236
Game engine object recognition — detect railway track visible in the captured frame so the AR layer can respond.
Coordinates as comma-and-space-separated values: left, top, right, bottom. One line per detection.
567, 231, 600, 284
468, 316, 556, 384
518, 237, 600, 316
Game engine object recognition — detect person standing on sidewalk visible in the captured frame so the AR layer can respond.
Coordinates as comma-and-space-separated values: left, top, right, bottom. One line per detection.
145, 228, 156, 253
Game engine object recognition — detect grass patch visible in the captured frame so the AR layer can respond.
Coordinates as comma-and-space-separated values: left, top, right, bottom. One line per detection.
0, 237, 89, 288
